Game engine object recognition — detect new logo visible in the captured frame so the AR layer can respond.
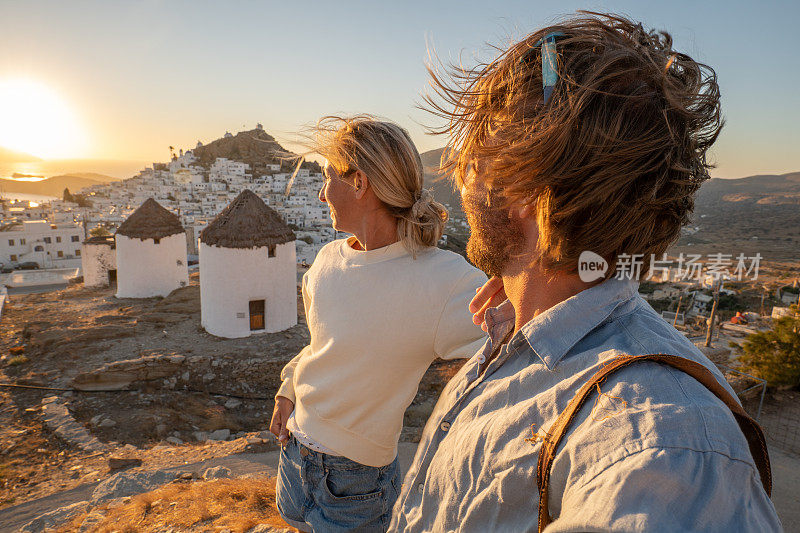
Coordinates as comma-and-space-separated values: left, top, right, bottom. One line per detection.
578, 251, 608, 282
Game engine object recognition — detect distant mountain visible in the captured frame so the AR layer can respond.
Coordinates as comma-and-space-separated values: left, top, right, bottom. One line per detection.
672, 171, 800, 261
0, 146, 42, 163
54, 172, 121, 183
192, 128, 320, 174
420, 147, 446, 169
420, 147, 461, 210
695, 172, 800, 207
0, 174, 117, 197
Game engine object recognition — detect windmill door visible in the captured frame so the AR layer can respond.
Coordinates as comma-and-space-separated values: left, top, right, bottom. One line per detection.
249, 299, 265, 331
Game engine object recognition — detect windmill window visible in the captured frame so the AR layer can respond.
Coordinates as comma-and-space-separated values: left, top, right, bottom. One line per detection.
268, 245, 276, 257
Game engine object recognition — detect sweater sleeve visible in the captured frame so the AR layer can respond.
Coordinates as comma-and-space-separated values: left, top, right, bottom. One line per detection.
276, 345, 310, 404
433, 267, 488, 360
276, 271, 312, 404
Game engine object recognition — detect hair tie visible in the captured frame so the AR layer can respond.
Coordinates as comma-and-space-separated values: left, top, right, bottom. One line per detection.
411, 189, 434, 219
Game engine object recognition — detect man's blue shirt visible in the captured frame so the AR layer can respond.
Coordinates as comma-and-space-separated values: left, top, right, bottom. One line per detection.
390, 277, 781, 532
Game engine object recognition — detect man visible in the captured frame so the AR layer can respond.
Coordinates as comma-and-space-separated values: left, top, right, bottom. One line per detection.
390, 12, 781, 532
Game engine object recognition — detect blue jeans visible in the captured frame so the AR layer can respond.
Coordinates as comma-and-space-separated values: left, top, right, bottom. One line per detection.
276, 435, 400, 532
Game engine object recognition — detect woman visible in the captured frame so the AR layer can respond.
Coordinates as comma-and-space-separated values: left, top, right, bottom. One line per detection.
270, 116, 487, 532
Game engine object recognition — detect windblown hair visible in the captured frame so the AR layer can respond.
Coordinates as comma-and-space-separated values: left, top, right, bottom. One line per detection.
425, 11, 723, 275
312, 115, 448, 258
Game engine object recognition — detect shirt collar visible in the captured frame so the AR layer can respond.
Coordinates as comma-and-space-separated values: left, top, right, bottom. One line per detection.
484, 277, 640, 371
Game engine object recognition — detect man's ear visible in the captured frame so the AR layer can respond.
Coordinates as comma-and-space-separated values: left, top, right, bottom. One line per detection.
515, 201, 541, 250
518, 202, 536, 219
353, 170, 368, 200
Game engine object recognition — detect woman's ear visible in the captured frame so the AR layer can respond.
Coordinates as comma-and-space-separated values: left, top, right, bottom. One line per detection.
353, 170, 368, 200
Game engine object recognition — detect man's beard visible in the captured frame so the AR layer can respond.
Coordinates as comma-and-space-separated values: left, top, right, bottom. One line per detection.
462, 188, 524, 278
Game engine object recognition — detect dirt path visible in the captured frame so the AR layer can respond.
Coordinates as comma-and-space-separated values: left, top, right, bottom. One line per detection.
769, 447, 800, 531
0, 442, 419, 533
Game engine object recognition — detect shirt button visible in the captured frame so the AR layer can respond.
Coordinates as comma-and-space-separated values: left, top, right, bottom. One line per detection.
440, 421, 451, 432
417, 483, 424, 494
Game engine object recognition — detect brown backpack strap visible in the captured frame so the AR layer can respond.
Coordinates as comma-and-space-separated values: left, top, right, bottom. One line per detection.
536, 354, 772, 533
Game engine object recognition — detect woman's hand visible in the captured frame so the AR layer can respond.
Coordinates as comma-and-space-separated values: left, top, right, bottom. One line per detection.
469, 276, 506, 332
270, 396, 295, 445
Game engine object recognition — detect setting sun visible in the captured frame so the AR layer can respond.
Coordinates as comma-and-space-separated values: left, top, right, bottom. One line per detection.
0, 79, 88, 160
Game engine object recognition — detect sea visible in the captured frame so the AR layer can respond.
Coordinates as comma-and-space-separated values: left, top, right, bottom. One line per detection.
0, 159, 149, 203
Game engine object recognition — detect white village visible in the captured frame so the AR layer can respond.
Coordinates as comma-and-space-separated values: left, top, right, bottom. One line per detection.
0, 126, 335, 337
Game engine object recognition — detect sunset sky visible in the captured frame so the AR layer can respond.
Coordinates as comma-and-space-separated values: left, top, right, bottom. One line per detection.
0, 0, 798, 178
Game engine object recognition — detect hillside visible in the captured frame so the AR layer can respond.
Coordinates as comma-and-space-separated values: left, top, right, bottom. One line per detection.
54, 171, 122, 183
0, 146, 41, 164
420, 147, 461, 209
672, 171, 800, 260
0, 174, 117, 197
192, 128, 320, 174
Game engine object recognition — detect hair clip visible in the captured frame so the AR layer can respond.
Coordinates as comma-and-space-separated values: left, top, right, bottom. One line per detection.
536, 32, 565, 104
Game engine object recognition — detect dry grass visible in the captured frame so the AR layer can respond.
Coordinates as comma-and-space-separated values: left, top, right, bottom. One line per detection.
57, 477, 291, 533
6, 355, 29, 366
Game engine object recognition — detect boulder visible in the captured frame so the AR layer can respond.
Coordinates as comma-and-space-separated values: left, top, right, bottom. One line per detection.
202, 466, 232, 480
77, 510, 106, 532
92, 470, 178, 502
40, 398, 105, 452
224, 398, 242, 409
71, 353, 186, 391
207, 429, 230, 441
108, 456, 143, 470
21, 500, 91, 532
98, 418, 116, 428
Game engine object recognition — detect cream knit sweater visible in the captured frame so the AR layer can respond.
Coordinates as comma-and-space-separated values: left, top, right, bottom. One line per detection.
277, 237, 487, 467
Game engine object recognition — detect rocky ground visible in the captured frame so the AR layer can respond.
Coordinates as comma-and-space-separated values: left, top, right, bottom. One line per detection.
0, 273, 464, 526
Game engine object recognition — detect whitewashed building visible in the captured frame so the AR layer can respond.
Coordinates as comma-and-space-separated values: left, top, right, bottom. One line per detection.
0, 220, 84, 269
199, 189, 297, 338
209, 158, 249, 182
81, 235, 117, 287
114, 198, 189, 298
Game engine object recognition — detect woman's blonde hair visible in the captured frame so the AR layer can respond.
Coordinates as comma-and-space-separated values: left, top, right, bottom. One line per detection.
312, 115, 447, 258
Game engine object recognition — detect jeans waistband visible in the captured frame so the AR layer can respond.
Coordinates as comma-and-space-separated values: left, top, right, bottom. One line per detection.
290, 435, 393, 472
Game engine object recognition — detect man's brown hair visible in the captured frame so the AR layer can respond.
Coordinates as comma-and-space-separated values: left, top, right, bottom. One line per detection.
426, 12, 723, 274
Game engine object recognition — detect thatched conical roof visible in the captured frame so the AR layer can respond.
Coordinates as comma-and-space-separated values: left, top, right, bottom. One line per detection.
115, 198, 184, 240
200, 189, 295, 249
83, 235, 115, 246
